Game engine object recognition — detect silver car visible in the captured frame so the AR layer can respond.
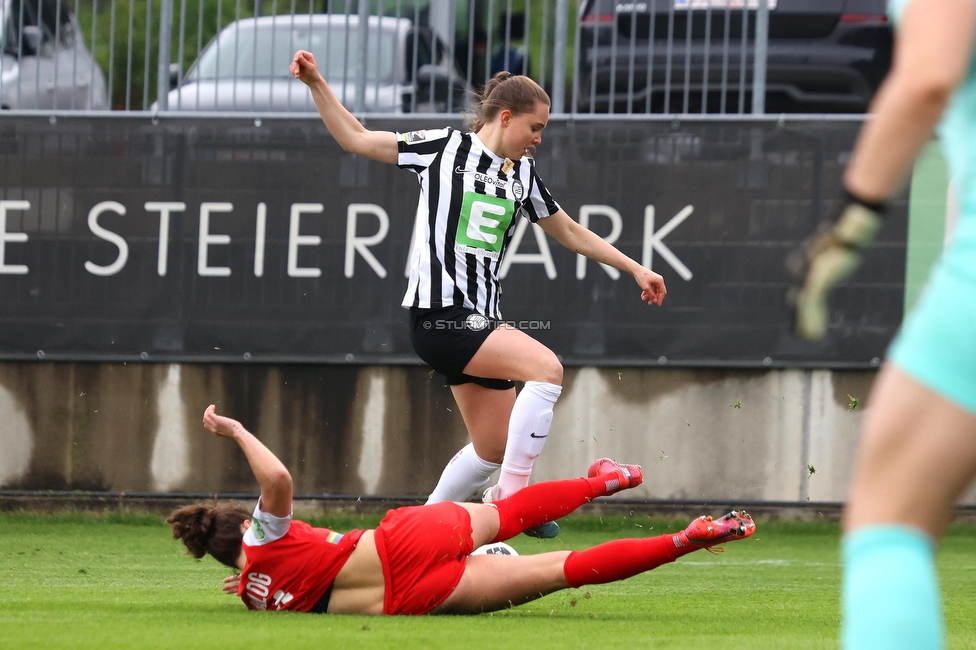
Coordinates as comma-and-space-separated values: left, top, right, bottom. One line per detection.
162, 13, 472, 114
0, 0, 108, 110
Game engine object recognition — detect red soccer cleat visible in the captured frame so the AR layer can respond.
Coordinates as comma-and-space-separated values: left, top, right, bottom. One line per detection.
675, 511, 756, 550
587, 457, 643, 495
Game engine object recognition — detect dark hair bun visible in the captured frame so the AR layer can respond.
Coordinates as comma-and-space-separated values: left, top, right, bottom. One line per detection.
481, 71, 513, 101
166, 505, 215, 559
167, 503, 250, 569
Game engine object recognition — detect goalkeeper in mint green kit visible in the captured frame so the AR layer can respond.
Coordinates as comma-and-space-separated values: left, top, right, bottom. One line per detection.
788, 0, 976, 647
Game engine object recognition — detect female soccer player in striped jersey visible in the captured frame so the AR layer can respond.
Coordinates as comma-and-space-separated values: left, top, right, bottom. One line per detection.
168, 406, 755, 615
290, 51, 667, 533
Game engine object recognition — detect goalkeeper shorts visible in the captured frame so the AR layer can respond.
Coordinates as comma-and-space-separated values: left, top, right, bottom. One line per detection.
888, 220, 976, 416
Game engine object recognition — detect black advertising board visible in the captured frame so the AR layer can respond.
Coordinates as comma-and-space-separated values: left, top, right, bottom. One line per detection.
0, 115, 905, 367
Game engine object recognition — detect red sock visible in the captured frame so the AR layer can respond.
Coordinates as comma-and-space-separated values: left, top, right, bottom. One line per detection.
490, 476, 615, 543
562, 534, 700, 587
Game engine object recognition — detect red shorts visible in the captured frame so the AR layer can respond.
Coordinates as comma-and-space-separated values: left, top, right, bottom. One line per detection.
373, 501, 474, 615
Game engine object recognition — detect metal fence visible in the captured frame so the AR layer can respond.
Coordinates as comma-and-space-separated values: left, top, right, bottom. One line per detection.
0, 0, 889, 115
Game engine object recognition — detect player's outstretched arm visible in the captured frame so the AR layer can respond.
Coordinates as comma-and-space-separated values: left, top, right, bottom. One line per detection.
539, 209, 667, 306
289, 49, 398, 164
844, 0, 975, 202
787, 0, 976, 341
202, 404, 293, 517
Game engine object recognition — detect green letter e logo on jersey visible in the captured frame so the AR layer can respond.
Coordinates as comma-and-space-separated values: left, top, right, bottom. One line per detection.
455, 192, 515, 260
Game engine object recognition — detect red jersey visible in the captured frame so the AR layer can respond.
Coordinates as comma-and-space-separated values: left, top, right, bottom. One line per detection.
237, 503, 365, 612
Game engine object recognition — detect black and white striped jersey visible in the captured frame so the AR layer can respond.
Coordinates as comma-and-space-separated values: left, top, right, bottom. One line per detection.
397, 127, 560, 319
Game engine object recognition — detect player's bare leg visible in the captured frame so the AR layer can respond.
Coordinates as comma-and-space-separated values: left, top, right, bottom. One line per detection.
432, 551, 572, 614
427, 326, 559, 508
436, 506, 754, 615
424, 385, 513, 504
463, 326, 564, 537
450, 383, 515, 464
843, 364, 976, 649
845, 364, 976, 536
463, 325, 563, 385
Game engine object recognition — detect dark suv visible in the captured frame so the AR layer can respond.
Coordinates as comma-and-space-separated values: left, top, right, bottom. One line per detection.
576, 0, 892, 114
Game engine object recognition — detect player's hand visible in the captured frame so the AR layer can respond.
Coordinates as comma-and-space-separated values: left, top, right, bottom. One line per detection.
786, 194, 884, 341
635, 268, 667, 306
289, 49, 324, 86
222, 573, 240, 595
202, 404, 243, 440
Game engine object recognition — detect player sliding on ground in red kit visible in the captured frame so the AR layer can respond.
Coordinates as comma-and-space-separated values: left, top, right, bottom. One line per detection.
168, 405, 755, 615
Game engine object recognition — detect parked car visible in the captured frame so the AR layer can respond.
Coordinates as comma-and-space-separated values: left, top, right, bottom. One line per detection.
576, 0, 892, 113
160, 13, 473, 114
0, 0, 108, 109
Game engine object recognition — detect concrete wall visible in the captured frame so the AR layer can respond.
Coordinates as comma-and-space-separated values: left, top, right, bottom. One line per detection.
2, 362, 974, 505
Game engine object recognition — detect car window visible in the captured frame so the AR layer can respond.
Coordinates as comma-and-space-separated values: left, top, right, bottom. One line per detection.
404, 29, 434, 82
190, 20, 398, 82
2, 0, 72, 54
403, 27, 444, 83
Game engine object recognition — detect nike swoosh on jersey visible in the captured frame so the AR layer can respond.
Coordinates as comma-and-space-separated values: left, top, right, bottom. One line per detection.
529, 432, 547, 439
455, 166, 476, 174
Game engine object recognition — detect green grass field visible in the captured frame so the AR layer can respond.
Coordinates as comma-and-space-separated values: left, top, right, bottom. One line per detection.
3, 511, 976, 649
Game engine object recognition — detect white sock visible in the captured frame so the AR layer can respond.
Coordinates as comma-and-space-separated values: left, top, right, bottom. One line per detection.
495, 381, 562, 498
425, 443, 501, 504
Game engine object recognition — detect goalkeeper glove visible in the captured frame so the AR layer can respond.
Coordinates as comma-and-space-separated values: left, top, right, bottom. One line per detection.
786, 191, 885, 341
